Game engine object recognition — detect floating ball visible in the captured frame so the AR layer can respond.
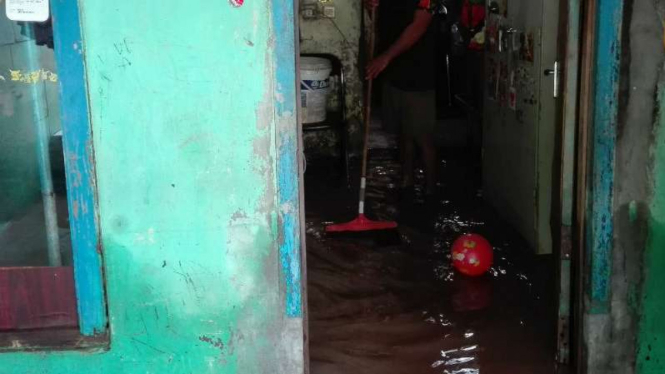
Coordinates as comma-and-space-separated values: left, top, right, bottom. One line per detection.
451, 233, 493, 277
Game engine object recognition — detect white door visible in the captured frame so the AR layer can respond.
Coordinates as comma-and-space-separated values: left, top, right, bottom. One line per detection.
482, 0, 559, 255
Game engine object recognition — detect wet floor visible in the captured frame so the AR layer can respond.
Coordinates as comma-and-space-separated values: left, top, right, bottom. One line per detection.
305, 146, 562, 374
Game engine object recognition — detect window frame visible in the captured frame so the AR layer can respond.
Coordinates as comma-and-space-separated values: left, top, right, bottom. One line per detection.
51, 0, 108, 339
0, 0, 107, 349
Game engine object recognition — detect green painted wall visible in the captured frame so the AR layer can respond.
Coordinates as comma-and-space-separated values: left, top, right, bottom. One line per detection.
0, 0, 304, 373
637, 78, 665, 374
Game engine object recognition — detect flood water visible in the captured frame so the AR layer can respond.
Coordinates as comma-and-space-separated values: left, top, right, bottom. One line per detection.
305, 146, 561, 374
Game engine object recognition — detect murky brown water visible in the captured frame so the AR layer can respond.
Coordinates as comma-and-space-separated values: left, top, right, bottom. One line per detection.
306, 148, 560, 374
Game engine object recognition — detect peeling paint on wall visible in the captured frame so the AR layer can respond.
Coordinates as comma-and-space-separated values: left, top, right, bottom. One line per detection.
0, 0, 304, 373
637, 66, 665, 374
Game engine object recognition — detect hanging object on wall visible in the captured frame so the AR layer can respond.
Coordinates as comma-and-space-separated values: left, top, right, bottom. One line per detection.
471, 26, 485, 49
486, 17, 498, 53
488, 1, 500, 15
498, 28, 503, 52
500, 26, 510, 53
229, 0, 244, 7
511, 30, 520, 61
487, 0, 507, 16
508, 70, 517, 111
451, 0, 486, 56
519, 31, 534, 63
6, 0, 49, 22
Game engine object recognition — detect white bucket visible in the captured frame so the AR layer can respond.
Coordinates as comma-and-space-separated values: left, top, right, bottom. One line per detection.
300, 56, 332, 124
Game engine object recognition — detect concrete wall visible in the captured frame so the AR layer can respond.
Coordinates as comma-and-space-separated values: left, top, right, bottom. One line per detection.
299, 0, 363, 154
0, 0, 305, 372
608, 0, 662, 372
634, 0, 665, 372
583, 0, 665, 372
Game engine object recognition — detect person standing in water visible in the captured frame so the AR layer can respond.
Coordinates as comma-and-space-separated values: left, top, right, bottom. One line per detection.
365, 0, 445, 198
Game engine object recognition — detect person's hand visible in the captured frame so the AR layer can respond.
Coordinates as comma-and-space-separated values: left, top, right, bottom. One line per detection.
364, 0, 379, 10
366, 53, 392, 80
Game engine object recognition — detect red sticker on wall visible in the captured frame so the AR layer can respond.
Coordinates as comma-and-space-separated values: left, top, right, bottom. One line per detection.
230, 0, 244, 7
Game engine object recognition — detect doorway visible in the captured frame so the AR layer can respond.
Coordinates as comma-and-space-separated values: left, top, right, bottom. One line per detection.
300, 0, 580, 372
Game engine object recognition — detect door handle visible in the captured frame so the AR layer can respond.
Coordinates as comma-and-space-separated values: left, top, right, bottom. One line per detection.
544, 61, 560, 98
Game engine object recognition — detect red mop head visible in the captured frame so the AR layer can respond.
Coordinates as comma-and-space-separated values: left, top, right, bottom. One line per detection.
325, 214, 398, 233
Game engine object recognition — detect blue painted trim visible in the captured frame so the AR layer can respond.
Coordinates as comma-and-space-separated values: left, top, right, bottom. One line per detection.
51, 0, 108, 335
587, 0, 623, 314
271, 0, 303, 317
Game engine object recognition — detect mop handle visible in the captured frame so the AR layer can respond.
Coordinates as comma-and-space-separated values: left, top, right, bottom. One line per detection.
359, 6, 377, 215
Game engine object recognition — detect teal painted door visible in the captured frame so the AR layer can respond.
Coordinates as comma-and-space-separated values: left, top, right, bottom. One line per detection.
0, 0, 306, 373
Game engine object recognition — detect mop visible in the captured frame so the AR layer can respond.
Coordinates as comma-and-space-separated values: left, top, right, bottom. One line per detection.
326, 8, 398, 233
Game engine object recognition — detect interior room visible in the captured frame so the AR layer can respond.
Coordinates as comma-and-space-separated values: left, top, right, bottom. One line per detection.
299, 0, 570, 372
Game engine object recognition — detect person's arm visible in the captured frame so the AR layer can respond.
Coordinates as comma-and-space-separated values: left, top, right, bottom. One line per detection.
366, 8, 433, 79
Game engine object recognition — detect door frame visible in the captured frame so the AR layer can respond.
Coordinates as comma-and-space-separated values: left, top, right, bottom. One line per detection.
559, 0, 624, 371
572, 0, 597, 370
553, 0, 606, 370
552, 0, 583, 367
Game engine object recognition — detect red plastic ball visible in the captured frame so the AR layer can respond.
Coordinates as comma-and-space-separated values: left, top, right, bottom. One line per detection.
451, 233, 493, 277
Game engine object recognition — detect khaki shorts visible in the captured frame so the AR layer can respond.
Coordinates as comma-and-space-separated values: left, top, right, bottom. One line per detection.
381, 83, 436, 142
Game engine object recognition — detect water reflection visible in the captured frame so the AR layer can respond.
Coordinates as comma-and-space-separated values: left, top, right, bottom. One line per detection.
306, 149, 557, 374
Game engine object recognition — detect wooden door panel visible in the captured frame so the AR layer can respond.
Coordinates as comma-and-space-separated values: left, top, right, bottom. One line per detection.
0, 267, 78, 331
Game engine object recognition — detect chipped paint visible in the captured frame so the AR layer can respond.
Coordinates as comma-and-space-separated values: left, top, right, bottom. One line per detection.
199, 335, 226, 350
0, 0, 304, 373
272, 0, 304, 318
637, 78, 665, 374
587, 0, 624, 314
52, 0, 107, 334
